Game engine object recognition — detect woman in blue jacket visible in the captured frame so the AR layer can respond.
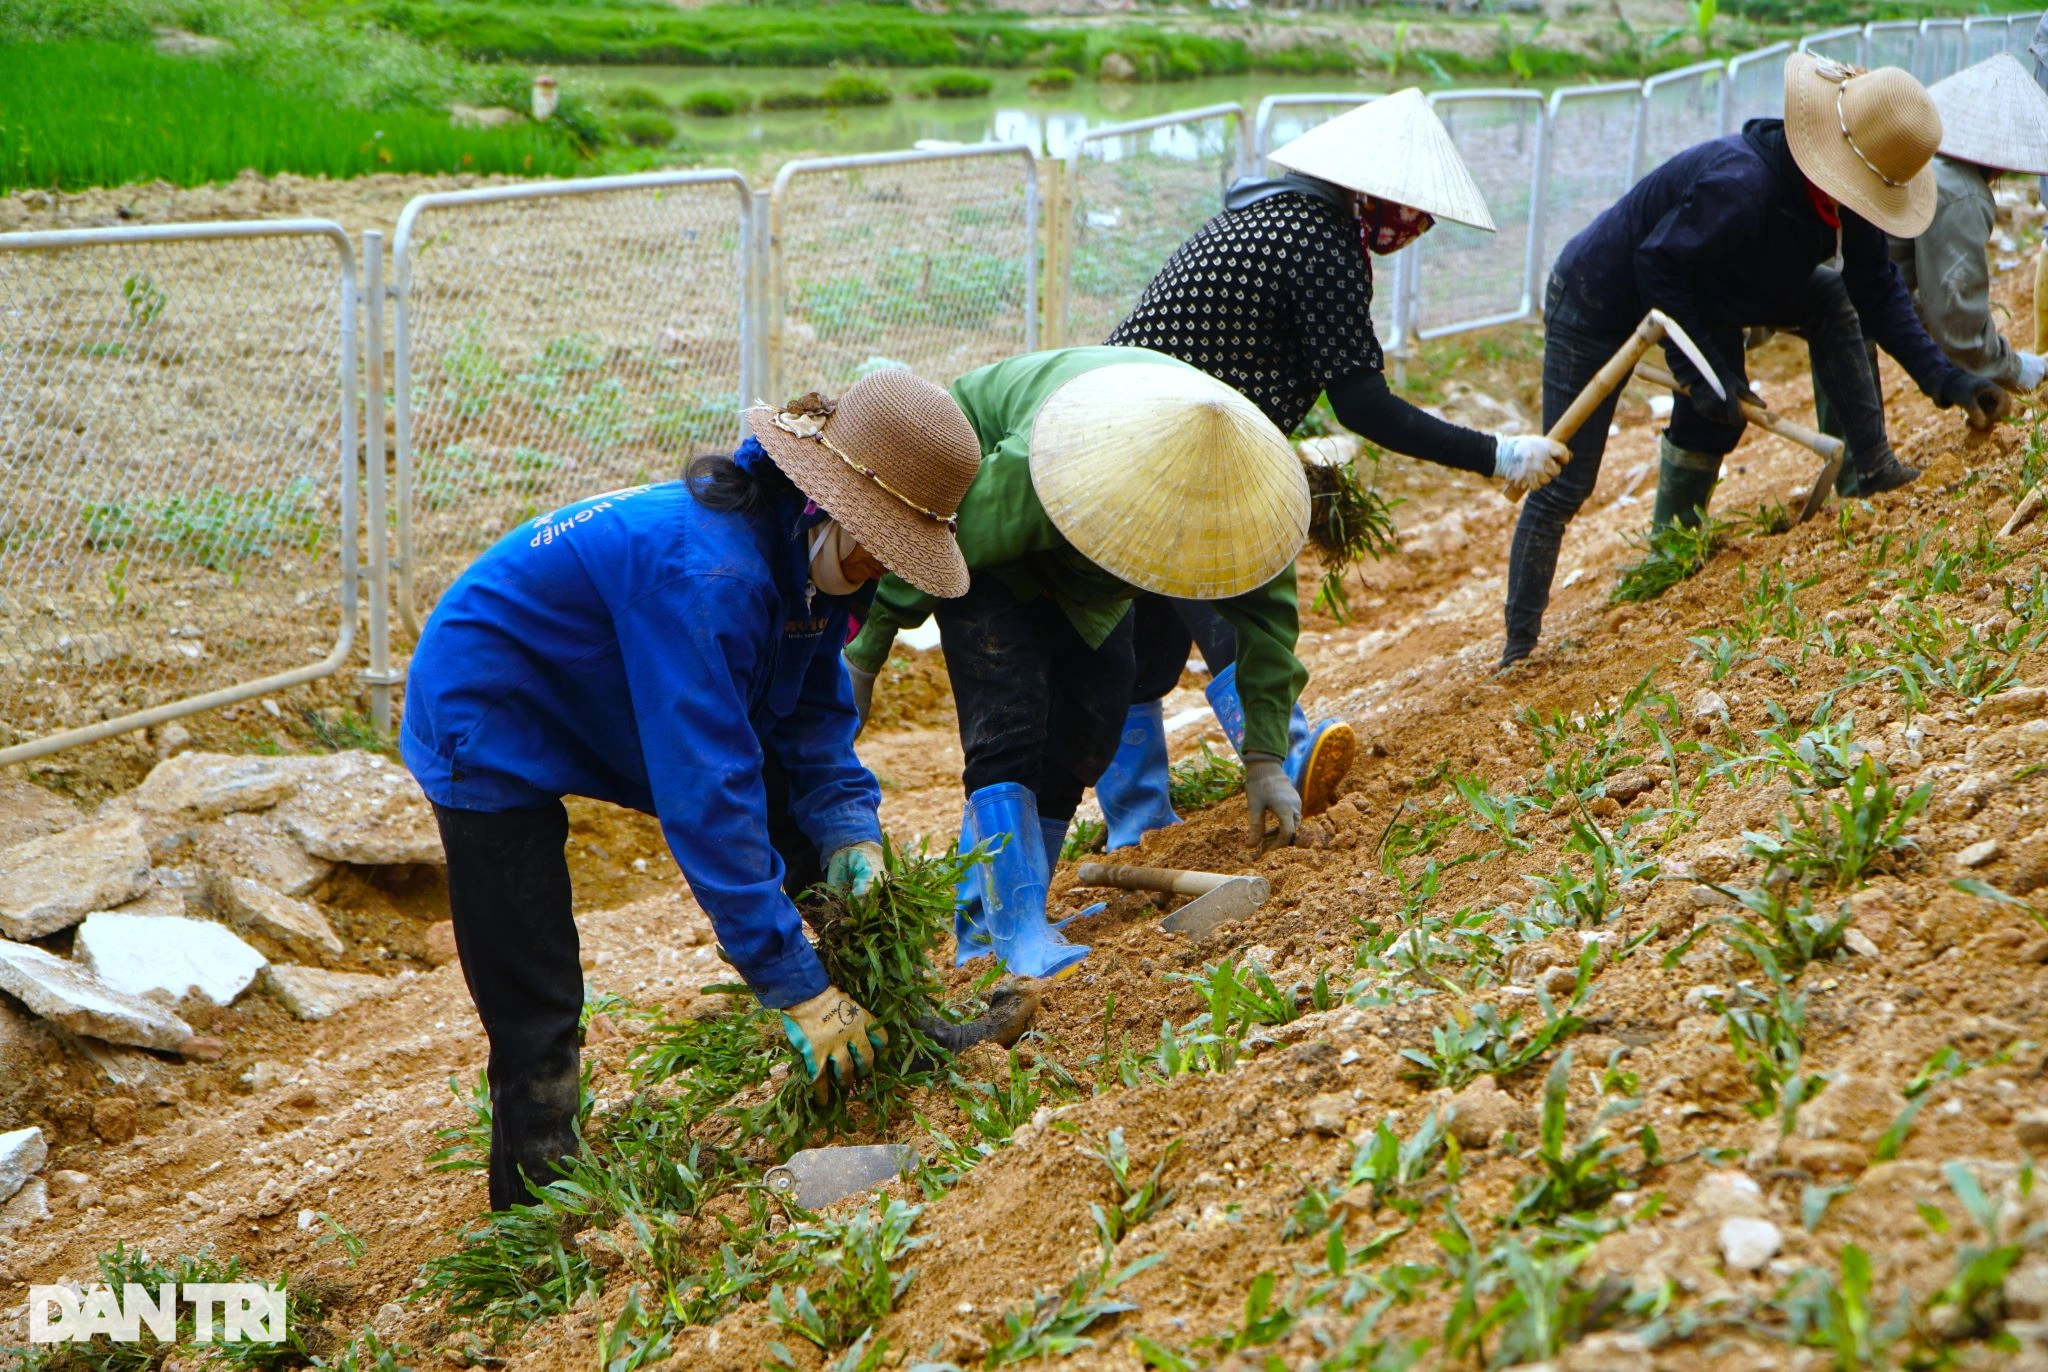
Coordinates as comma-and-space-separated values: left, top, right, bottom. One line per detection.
400, 370, 982, 1210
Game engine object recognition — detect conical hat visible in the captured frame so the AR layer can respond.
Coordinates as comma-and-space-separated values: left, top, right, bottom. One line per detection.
1930, 54, 2048, 176
1029, 364, 1309, 600
1266, 89, 1496, 232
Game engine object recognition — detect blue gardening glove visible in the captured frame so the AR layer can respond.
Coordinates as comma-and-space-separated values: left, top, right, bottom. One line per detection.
847, 663, 877, 736
1243, 753, 1300, 847
825, 840, 885, 898
780, 986, 887, 1104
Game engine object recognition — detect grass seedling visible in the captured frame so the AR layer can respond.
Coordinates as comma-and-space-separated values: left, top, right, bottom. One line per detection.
1506, 1051, 1638, 1227
1168, 743, 1244, 811
1705, 882, 1851, 981
1773, 1244, 1908, 1368
982, 1242, 1162, 1366
1717, 984, 1814, 1125
766, 1200, 925, 1353
1611, 518, 1725, 604
1399, 981, 1587, 1092
1451, 772, 1535, 851
1741, 757, 1931, 889
1089, 1128, 1178, 1246
1305, 455, 1401, 622
1060, 816, 1106, 861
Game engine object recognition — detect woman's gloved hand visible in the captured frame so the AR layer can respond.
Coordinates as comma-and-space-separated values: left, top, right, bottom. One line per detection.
1688, 381, 1760, 431
847, 663, 877, 735
780, 986, 887, 1104
2017, 353, 2046, 393
1939, 370, 2011, 430
1243, 753, 1300, 846
825, 841, 886, 898
1493, 434, 1568, 497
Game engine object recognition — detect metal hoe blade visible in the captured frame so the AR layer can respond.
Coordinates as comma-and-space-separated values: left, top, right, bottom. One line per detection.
1160, 876, 1264, 940
1644, 309, 1727, 401
765, 1144, 918, 1210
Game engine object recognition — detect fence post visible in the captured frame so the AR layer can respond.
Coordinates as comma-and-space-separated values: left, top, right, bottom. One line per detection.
1040, 157, 1072, 348
358, 230, 398, 733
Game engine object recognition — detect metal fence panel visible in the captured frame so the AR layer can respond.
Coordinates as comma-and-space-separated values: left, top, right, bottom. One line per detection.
1638, 61, 1727, 176
2010, 13, 2044, 63
0, 222, 359, 765
1916, 20, 1963, 84
390, 172, 751, 635
1410, 90, 1544, 339
1063, 104, 1245, 347
1539, 82, 1643, 281
1862, 20, 1919, 74
1963, 16, 2009, 68
769, 145, 1036, 402
1725, 42, 1791, 128
1800, 25, 1866, 66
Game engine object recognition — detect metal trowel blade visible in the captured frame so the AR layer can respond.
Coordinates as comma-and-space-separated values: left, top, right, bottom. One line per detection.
764, 1144, 917, 1210
1159, 877, 1263, 940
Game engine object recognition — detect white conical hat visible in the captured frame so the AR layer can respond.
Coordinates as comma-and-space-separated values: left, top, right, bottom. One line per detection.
1266, 89, 1496, 232
1029, 363, 1309, 600
1929, 54, 2048, 176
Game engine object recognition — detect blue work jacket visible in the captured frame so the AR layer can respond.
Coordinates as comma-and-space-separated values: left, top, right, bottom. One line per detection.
1555, 118, 1960, 401
400, 440, 878, 1008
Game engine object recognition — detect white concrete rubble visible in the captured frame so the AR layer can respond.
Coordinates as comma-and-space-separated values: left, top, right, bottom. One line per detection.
75, 912, 267, 1007
218, 876, 344, 958
131, 751, 297, 820
0, 938, 195, 1050
264, 964, 402, 1021
274, 752, 443, 866
0, 815, 152, 939
0, 1126, 47, 1204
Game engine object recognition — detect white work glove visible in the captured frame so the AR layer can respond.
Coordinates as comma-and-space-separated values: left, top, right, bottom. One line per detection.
1243, 753, 1300, 847
2019, 352, 2046, 393
780, 985, 887, 1104
825, 840, 885, 898
1494, 433, 1567, 497
847, 663, 877, 735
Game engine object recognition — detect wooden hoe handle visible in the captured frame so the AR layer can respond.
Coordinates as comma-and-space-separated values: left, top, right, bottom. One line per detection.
1075, 863, 1245, 898
1635, 363, 1844, 461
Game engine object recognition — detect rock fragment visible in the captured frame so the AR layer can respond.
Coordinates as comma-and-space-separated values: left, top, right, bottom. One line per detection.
217, 876, 344, 959
0, 1176, 49, 1234
1717, 1216, 1782, 1272
423, 920, 460, 967
131, 751, 297, 820
1956, 839, 2002, 869
0, 816, 151, 938
90, 1097, 139, 1144
1978, 686, 2048, 723
2016, 1108, 2048, 1151
264, 964, 400, 1021
0, 1126, 47, 1204
275, 752, 442, 865
0, 777, 79, 850
199, 813, 333, 896
74, 912, 267, 1007
0, 939, 194, 1050
1446, 1074, 1526, 1149
1302, 1093, 1351, 1136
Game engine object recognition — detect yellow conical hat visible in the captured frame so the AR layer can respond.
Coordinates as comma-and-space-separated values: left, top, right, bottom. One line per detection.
1029, 363, 1309, 600
1267, 88, 1497, 232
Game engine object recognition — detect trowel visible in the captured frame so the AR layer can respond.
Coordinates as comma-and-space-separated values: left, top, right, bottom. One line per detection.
1072, 862, 1271, 940
765, 1144, 918, 1210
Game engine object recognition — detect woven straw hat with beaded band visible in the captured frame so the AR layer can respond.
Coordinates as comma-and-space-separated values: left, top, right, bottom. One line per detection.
746, 370, 980, 599
1784, 53, 1942, 239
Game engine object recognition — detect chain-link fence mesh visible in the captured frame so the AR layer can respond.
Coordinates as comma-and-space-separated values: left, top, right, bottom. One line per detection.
1537, 83, 1642, 283
1638, 61, 1726, 177
1410, 91, 1542, 338
1800, 26, 1866, 66
2008, 13, 2044, 63
1726, 43, 1790, 127
0, 224, 358, 760
770, 146, 1036, 398
390, 173, 750, 633
1063, 105, 1244, 346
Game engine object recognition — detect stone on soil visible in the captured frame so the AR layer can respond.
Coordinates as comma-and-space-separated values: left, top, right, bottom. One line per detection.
1978, 686, 2048, 723
1446, 1074, 1526, 1149
1956, 839, 2002, 869
0, 1176, 49, 1234
74, 912, 266, 1007
274, 752, 443, 865
264, 964, 399, 1021
2016, 1108, 2048, 1150
217, 876, 343, 958
131, 751, 296, 820
0, 938, 195, 1051
198, 812, 333, 896
0, 815, 151, 939
423, 920, 459, 967
0, 1126, 47, 1204
1717, 1216, 1782, 1272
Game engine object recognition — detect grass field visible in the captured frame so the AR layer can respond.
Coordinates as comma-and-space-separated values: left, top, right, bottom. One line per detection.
0, 43, 584, 192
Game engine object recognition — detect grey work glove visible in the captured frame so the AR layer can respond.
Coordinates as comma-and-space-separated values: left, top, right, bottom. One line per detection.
847, 662, 877, 736
1243, 753, 1300, 847
1938, 370, 2011, 431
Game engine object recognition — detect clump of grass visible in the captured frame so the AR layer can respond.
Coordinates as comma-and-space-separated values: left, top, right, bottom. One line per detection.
609, 109, 676, 147
1029, 66, 1078, 91
766, 1199, 925, 1354
760, 86, 825, 111
912, 67, 993, 99
1168, 742, 1243, 812
81, 478, 326, 574
1304, 455, 1400, 621
1610, 516, 1726, 604
602, 82, 667, 111
682, 85, 748, 117
820, 69, 893, 107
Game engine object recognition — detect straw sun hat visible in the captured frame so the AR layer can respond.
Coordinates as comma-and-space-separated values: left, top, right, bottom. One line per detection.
746, 370, 980, 599
1266, 88, 1497, 232
1929, 54, 2048, 177
1028, 363, 1309, 600
1784, 52, 1942, 238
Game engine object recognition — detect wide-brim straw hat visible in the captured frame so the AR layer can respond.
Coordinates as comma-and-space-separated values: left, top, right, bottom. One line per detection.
746, 370, 980, 599
1028, 363, 1309, 600
1784, 52, 1941, 238
1266, 88, 1496, 232
1930, 54, 2048, 176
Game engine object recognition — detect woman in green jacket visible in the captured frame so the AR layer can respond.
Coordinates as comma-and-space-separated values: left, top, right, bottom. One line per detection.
842, 347, 1311, 979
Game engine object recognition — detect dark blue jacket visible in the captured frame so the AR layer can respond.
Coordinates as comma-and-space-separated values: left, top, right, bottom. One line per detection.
1555, 119, 1962, 400
400, 441, 879, 1009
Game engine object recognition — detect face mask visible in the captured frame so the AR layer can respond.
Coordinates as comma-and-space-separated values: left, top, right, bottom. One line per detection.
808, 520, 861, 597
1356, 195, 1434, 256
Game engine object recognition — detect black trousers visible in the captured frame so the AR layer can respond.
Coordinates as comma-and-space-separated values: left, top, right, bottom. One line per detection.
1130, 593, 1238, 704
433, 762, 819, 1211
936, 578, 1137, 823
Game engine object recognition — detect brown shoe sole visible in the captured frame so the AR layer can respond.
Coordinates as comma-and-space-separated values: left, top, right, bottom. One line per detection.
1298, 722, 1356, 818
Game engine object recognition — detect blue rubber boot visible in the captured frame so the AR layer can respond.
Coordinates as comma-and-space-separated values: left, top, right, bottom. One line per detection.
953, 808, 991, 966
1039, 815, 1105, 927
1095, 702, 1182, 850
962, 783, 1088, 980
1204, 663, 1356, 818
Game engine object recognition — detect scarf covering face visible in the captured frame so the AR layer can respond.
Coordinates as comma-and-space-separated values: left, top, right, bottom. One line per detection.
1357, 195, 1434, 256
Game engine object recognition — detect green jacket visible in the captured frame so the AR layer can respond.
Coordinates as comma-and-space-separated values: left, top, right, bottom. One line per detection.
843, 346, 1306, 758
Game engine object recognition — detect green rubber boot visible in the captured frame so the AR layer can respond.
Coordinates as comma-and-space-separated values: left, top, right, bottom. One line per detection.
1651, 435, 1722, 529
